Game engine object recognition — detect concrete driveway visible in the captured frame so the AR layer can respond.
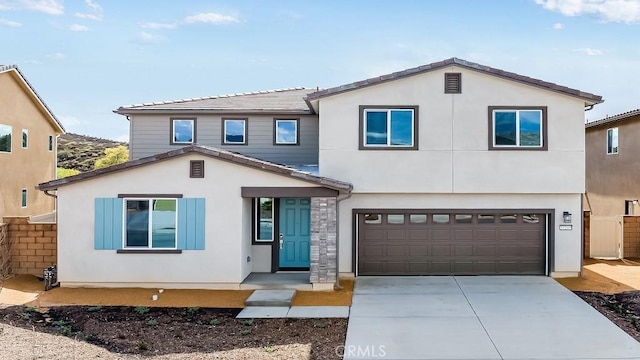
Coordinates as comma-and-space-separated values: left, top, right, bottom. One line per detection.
344, 276, 640, 360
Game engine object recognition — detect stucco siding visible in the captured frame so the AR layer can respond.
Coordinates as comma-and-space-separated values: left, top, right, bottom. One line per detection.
586, 118, 640, 216
317, 66, 586, 194
56, 154, 323, 287
337, 193, 582, 276
130, 114, 319, 165
0, 71, 58, 217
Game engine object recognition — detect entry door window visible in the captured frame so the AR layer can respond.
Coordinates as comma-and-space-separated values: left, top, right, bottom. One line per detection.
255, 198, 274, 242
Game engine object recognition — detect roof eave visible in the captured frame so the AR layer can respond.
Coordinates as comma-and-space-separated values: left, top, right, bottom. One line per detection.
114, 108, 314, 116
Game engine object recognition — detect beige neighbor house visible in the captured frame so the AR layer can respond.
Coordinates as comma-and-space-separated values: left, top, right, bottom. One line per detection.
0, 65, 65, 218
585, 110, 640, 258
38, 58, 602, 290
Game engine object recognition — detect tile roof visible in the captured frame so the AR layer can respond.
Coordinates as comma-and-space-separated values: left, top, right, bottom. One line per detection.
585, 108, 640, 129
305, 57, 603, 105
115, 87, 316, 115
37, 145, 352, 192
0, 65, 65, 133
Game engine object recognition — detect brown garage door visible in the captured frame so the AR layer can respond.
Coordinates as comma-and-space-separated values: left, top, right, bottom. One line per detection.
357, 211, 546, 275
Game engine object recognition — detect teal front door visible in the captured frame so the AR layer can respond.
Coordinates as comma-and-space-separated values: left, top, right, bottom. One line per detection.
278, 198, 311, 268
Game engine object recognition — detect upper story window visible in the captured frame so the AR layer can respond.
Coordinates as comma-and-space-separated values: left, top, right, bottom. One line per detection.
359, 106, 418, 150
125, 198, 177, 249
48, 135, 54, 151
223, 119, 247, 145
607, 127, 618, 154
0, 124, 11, 153
22, 129, 28, 149
274, 119, 299, 145
489, 107, 547, 150
171, 118, 196, 145
21, 189, 27, 208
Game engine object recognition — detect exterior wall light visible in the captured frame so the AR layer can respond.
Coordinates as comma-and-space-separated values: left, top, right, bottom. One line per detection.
562, 211, 572, 223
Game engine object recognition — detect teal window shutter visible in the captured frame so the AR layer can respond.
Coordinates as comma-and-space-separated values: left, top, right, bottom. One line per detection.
177, 198, 205, 250
94, 198, 124, 250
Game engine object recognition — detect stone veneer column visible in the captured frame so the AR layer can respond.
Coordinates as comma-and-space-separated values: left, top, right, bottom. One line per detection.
310, 197, 337, 285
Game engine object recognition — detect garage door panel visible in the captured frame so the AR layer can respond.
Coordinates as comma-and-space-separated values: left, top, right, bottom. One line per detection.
358, 211, 546, 275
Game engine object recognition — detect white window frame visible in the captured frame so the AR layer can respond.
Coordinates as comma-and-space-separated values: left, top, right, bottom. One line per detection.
607, 127, 618, 155
274, 119, 298, 145
21, 129, 28, 149
0, 124, 12, 154
223, 119, 247, 145
492, 109, 544, 148
254, 197, 274, 242
363, 108, 415, 147
21, 188, 27, 208
171, 119, 195, 145
122, 198, 179, 250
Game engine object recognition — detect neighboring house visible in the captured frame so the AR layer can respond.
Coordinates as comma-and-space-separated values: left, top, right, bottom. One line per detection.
38, 58, 602, 289
584, 109, 640, 258
0, 65, 65, 217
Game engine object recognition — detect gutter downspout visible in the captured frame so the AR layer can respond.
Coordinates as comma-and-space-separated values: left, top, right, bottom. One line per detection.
334, 191, 352, 290
42, 189, 57, 222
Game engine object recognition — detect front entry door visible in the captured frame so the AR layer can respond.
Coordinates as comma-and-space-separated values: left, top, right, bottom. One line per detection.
278, 198, 311, 269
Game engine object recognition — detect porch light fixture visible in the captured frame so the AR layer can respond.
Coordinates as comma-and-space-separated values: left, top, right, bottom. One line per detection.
562, 211, 572, 223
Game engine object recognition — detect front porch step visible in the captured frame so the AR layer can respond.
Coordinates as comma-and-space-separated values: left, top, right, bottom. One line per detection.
245, 290, 296, 307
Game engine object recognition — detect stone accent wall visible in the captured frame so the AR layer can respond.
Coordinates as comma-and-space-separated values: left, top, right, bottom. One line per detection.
3, 216, 57, 276
0, 223, 9, 276
623, 216, 640, 258
583, 211, 590, 258
310, 197, 337, 284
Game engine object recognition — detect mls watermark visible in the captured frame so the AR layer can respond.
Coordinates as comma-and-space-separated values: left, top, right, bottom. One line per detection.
336, 345, 387, 358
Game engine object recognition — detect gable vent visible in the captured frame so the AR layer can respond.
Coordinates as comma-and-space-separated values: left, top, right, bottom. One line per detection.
190, 160, 205, 178
445, 73, 462, 94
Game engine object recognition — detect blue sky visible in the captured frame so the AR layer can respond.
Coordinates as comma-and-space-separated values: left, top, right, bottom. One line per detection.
2, 0, 639, 141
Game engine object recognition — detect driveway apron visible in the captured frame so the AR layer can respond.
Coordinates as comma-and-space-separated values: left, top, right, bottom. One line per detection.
344, 276, 640, 360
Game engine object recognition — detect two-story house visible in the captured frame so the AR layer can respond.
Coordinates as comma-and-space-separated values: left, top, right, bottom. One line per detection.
38, 58, 602, 289
0, 65, 65, 218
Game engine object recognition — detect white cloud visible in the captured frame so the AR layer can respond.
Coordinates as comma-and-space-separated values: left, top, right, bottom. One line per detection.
535, 0, 640, 23
572, 47, 604, 55
46, 52, 65, 59
69, 24, 89, 31
553, 22, 564, 29
75, 0, 102, 21
184, 12, 239, 24
139, 22, 177, 29
137, 31, 163, 43
0, 2, 11, 11
0, 18, 21, 26
19, 0, 63, 15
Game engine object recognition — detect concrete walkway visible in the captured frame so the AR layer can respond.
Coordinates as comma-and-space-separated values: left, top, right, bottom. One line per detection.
345, 276, 640, 360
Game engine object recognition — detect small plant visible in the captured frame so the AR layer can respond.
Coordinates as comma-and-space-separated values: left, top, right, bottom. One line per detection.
186, 307, 200, 316
52, 319, 67, 327
240, 319, 254, 326
87, 306, 103, 312
313, 321, 326, 328
241, 329, 251, 336
61, 326, 73, 337
264, 345, 276, 353
74, 331, 86, 341
134, 306, 150, 315
209, 318, 221, 326
147, 319, 158, 326
20, 312, 31, 320
24, 306, 37, 313
137, 340, 149, 351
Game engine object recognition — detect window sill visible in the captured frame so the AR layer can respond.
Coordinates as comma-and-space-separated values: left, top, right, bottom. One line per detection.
117, 249, 182, 254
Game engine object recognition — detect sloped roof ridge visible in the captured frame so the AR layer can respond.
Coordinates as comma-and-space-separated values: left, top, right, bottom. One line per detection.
122, 87, 309, 109
585, 108, 640, 128
306, 57, 602, 104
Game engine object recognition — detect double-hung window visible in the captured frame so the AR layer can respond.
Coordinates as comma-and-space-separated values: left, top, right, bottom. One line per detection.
171, 118, 196, 145
124, 198, 177, 249
0, 124, 11, 153
489, 107, 547, 150
607, 127, 618, 154
360, 106, 418, 149
223, 119, 247, 145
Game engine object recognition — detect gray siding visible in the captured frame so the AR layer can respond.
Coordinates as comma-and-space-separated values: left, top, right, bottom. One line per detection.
130, 114, 319, 165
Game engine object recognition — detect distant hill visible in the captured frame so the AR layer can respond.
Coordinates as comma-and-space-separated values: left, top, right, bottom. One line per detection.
58, 133, 127, 172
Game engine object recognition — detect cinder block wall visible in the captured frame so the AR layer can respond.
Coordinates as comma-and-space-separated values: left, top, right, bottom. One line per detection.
3, 217, 57, 276
624, 216, 640, 258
